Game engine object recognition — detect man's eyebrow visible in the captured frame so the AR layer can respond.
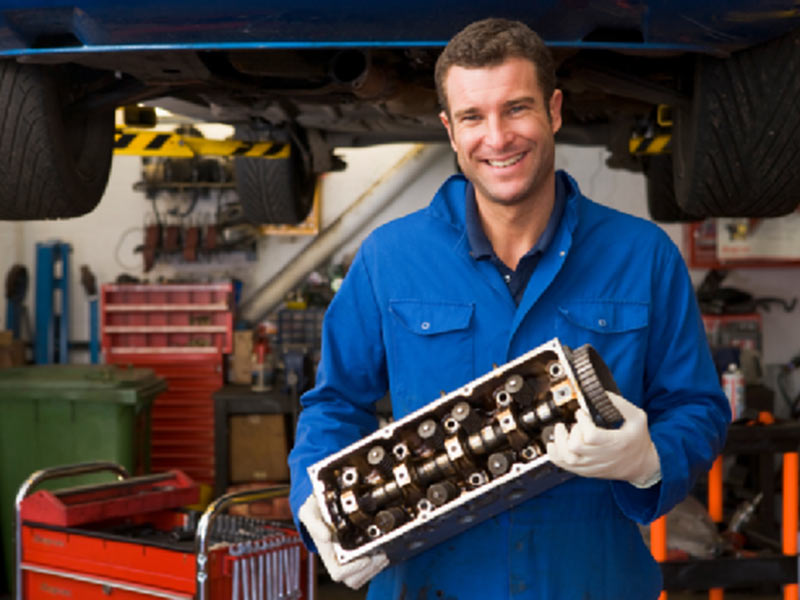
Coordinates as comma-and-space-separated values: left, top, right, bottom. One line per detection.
453, 96, 539, 119
452, 106, 480, 120
504, 96, 537, 107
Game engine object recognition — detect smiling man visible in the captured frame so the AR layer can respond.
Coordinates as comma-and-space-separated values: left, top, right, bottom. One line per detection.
289, 18, 729, 600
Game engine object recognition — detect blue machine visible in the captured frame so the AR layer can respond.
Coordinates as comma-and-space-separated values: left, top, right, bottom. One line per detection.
34, 241, 71, 365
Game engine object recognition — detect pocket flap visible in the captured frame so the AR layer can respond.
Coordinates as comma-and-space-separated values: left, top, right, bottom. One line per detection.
390, 300, 474, 335
557, 300, 648, 334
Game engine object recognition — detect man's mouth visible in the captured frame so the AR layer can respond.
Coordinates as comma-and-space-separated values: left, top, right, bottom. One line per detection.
486, 153, 525, 168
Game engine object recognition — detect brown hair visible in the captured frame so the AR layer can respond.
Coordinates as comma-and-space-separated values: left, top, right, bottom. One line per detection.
434, 18, 556, 116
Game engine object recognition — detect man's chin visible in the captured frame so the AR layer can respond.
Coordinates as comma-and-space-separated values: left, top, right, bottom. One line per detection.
480, 186, 530, 207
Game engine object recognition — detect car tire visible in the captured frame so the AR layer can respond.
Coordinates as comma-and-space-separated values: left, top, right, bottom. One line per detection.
0, 62, 114, 219
644, 155, 699, 223
673, 27, 800, 218
234, 144, 315, 225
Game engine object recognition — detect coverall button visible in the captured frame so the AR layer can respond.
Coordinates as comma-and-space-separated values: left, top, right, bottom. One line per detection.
421, 321, 431, 330
598, 318, 607, 327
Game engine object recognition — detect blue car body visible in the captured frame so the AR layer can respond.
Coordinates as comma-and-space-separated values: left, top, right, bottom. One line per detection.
0, 2, 798, 53
0, 2, 798, 220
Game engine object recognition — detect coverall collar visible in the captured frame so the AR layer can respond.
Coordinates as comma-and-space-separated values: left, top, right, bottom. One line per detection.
427, 170, 582, 352
428, 170, 580, 241
463, 175, 567, 262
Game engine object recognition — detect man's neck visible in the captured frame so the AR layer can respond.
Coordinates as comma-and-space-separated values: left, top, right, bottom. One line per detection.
475, 179, 556, 271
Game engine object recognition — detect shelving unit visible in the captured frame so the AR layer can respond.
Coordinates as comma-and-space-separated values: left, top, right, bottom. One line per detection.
657, 422, 800, 598
685, 221, 800, 269
100, 283, 234, 486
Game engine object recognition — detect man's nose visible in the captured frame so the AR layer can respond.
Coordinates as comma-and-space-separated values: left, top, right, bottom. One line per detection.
484, 115, 511, 148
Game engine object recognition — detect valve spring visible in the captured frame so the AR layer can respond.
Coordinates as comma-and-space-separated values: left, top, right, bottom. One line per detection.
504, 374, 536, 408
417, 418, 444, 448
375, 506, 408, 533
487, 451, 514, 477
451, 401, 482, 434
426, 480, 459, 506
366, 445, 394, 475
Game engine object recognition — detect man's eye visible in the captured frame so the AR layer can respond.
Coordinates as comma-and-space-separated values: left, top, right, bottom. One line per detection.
509, 105, 528, 114
460, 114, 481, 122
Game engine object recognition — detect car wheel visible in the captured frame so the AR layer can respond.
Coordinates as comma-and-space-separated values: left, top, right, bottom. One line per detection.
673, 27, 800, 218
0, 62, 114, 219
234, 143, 315, 225
644, 155, 699, 223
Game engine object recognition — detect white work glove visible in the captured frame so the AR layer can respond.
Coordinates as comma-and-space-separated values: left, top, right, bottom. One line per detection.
546, 391, 662, 488
298, 494, 389, 589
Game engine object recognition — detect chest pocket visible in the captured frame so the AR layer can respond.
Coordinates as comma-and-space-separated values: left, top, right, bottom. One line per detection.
387, 300, 475, 416
556, 300, 649, 394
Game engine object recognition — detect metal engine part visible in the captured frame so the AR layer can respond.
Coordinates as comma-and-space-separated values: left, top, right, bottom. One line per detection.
308, 338, 622, 565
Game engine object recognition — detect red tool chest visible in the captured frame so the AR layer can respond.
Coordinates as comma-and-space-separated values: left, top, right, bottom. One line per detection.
101, 283, 234, 486
16, 463, 311, 600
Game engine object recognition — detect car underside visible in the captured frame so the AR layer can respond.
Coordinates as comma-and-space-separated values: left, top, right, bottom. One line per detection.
1, 3, 799, 223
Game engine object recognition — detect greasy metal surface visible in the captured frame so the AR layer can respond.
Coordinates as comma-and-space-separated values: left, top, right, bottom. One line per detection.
308, 338, 621, 565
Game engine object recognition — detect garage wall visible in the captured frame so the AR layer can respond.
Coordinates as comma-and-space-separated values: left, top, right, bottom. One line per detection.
2, 144, 798, 373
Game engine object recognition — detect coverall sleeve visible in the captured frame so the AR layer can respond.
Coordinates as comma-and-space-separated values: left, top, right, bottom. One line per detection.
612, 240, 730, 523
288, 246, 388, 549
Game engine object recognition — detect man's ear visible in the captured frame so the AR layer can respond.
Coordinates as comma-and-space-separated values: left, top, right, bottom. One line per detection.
439, 110, 458, 153
549, 89, 563, 134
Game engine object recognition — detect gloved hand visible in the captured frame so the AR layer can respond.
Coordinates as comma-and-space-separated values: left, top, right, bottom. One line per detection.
546, 391, 662, 488
298, 494, 389, 589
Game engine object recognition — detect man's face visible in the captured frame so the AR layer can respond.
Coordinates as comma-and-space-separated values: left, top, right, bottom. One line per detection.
440, 57, 562, 209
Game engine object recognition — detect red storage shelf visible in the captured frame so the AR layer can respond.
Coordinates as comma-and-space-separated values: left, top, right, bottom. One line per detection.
101, 284, 232, 486
101, 283, 234, 356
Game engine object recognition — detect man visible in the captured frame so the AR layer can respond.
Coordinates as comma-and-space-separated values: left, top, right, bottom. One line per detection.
289, 18, 729, 599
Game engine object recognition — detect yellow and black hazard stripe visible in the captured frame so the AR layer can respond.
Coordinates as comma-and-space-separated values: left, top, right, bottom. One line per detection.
113, 128, 291, 159
628, 133, 671, 155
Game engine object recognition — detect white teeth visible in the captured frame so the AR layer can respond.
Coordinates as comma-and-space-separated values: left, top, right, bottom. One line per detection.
487, 153, 523, 168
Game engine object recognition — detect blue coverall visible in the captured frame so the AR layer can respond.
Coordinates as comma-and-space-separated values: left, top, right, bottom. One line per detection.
288, 171, 730, 599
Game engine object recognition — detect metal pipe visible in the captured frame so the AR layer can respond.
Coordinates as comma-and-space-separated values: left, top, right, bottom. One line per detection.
306, 548, 316, 600
239, 144, 449, 322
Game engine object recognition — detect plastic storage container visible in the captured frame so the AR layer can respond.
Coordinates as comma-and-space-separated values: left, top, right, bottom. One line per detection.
0, 364, 165, 593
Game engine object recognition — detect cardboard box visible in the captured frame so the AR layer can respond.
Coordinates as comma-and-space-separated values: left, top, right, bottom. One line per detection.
0, 331, 25, 368
229, 414, 289, 482
229, 330, 254, 384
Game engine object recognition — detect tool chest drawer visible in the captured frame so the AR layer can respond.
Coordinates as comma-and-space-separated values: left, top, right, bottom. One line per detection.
16, 465, 311, 600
